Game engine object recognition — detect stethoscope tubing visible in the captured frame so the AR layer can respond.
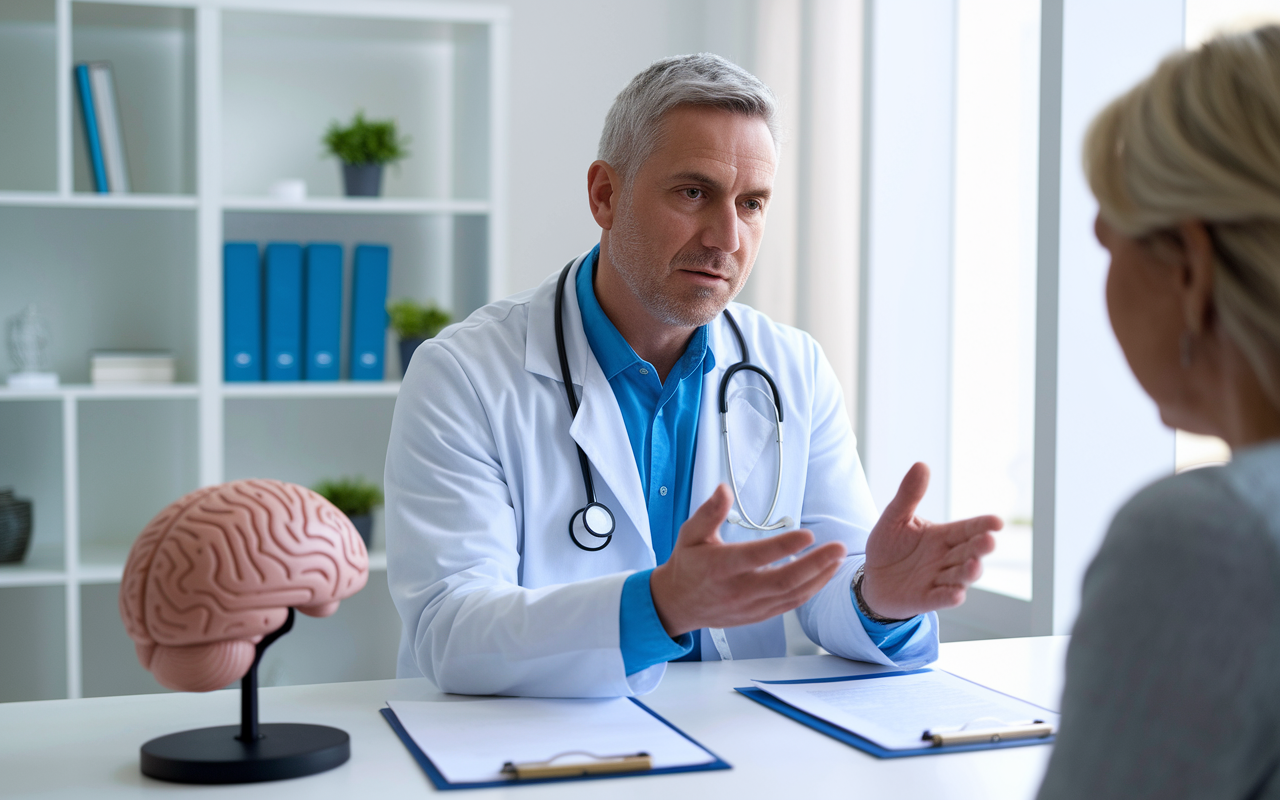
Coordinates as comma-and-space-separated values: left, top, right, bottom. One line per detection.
554, 257, 790, 552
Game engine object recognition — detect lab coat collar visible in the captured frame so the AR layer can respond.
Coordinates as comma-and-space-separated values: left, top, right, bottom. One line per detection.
525, 251, 653, 552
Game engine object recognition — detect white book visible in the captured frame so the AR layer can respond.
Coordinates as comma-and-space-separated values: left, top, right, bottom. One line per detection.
88, 63, 130, 194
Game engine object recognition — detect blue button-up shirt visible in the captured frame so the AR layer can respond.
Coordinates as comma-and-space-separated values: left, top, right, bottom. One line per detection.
574, 247, 919, 675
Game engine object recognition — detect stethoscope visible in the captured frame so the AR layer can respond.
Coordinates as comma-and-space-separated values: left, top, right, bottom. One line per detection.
554, 259, 793, 553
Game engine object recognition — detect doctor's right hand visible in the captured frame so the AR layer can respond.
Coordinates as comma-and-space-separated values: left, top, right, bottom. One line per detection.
649, 484, 846, 638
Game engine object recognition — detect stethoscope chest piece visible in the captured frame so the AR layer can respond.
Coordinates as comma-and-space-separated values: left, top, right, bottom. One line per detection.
569, 502, 616, 551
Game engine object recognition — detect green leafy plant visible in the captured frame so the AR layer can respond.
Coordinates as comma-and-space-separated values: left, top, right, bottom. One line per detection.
323, 111, 410, 166
313, 477, 384, 516
388, 298, 452, 340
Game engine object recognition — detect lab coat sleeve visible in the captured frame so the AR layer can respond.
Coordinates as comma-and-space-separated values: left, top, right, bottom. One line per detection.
385, 341, 658, 697
792, 338, 939, 669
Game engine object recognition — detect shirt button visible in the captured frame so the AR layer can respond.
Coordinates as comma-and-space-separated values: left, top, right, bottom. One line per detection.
639, 367, 649, 375
659, 486, 668, 496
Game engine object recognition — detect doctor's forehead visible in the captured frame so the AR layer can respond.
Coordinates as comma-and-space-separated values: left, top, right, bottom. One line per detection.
641, 106, 777, 188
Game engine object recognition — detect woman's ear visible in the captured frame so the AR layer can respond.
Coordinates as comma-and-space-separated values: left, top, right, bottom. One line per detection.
1176, 219, 1217, 335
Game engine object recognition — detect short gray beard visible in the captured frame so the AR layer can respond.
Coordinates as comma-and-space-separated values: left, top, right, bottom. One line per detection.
607, 191, 740, 328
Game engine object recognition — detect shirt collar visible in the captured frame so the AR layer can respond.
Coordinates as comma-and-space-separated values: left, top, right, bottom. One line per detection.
575, 244, 716, 382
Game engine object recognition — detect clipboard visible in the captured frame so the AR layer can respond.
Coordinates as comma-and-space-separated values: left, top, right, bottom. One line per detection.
735, 670, 1057, 759
381, 698, 730, 790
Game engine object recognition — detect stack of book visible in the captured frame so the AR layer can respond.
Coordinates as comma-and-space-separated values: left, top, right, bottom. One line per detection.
91, 352, 175, 385
224, 242, 390, 382
75, 61, 130, 194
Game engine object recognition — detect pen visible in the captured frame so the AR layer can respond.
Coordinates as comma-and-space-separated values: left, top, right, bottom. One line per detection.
923, 720, 1054, 747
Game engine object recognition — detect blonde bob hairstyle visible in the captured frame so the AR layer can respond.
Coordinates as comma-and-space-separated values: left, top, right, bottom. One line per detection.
1084, 24, 1280, 406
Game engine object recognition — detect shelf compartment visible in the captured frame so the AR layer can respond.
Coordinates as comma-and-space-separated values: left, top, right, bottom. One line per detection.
221, 11, 490, 202
0, 585, 67, 702
0, 401, 66, 570
71, 2, 196, 196
223, 210, 488, 365
0, 0, 57, 193
77, 398, 199, 559
0, 206, 197, 384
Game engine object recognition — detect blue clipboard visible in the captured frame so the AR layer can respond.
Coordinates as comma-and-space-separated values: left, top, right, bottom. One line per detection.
735, 669, 1056, 759
381, 697, 731, 790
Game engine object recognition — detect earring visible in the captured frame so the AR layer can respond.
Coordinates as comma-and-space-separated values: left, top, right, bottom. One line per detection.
1180, 330, 1194, 369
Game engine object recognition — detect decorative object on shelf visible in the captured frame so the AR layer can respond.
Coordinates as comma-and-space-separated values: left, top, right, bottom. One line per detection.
304, 244, 343, 381
0, 489, 34, 564
74, 62, 130, 194
388, 298, 452, 377
119, 479, 368, 784
224, 242, 262, 382
91, 351, 175, 385
312, 477, 383, 548
323, 111, 410, 198
351, 244, 391, 380
269, 178, 307, 202
6, 304, 59, 390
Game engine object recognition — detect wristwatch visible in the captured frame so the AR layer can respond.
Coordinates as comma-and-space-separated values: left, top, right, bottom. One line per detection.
853, 564, 911, 624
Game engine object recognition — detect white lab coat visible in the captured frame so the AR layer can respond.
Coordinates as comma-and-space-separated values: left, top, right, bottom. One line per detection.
385, 253, 938, 697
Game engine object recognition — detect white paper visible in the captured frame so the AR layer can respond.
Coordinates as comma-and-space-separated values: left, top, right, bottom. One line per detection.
752, 670, 1059, 750
388, 697, 716, 784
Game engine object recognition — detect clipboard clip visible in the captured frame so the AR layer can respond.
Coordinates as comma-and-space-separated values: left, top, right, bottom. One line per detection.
500, 750, 653, 780
923, 718, 1055, 747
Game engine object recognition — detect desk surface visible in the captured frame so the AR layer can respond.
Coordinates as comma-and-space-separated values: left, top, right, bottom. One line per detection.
0, 636, 1068, 799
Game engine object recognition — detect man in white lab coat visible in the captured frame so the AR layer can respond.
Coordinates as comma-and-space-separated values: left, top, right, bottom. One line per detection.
385, 54, 1000, 697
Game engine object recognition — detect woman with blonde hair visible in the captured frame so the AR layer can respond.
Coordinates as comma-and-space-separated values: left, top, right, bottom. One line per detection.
1037, 25, 1280, 799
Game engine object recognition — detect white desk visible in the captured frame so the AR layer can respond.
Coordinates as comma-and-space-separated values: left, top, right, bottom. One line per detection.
0, 636, 1068, 799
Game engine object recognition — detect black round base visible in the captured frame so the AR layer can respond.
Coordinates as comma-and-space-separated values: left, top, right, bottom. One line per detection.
140, 723, 350, 784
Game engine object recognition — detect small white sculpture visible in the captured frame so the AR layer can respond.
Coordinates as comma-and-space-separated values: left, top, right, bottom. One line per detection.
6, 304, 59, 390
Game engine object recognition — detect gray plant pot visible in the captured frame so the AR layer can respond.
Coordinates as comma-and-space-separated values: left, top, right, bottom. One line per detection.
0, 489, 33, 564
341, 163, 384, 197
398, 337, 427, 378
347, 513, 373, 549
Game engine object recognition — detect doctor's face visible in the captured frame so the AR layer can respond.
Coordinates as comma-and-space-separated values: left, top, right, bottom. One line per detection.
607, 106, 776, 328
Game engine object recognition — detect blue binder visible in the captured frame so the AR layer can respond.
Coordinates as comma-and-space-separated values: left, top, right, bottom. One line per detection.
304, 243, 343, 381
264, 243, 303, 381
380, 699, 731, 791
223, 242, 262, 381
735, 670, 1057, 759
350, 244, 390, 381
74, 64, 108, 193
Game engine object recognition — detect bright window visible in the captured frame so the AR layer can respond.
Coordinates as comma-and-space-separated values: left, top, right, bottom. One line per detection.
949, 0, 1041, 600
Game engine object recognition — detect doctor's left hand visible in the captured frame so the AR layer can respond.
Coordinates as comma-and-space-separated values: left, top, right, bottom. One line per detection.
859, 462, 1001, 621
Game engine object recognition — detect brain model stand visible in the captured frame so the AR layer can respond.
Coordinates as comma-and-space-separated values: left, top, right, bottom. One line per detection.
119, 479, 369, 784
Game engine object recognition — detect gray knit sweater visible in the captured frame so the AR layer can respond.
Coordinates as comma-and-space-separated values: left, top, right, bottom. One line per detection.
1038, 441, 1280, 799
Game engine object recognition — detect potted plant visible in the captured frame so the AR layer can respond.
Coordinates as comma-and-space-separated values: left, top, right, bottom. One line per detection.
388, 298, 452, 377
322, 111, 410, 198
312, 477, 383, 549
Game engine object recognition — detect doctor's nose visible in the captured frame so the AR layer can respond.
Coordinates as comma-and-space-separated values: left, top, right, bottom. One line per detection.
700, 203, 741, 254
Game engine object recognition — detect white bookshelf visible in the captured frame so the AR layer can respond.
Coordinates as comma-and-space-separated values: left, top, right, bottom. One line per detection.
0, 0, 508, 702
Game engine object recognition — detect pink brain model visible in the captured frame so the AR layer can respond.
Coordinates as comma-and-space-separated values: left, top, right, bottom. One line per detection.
119, 479, 369, 692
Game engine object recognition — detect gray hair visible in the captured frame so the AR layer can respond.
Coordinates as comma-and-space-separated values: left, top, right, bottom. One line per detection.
1084, 25, 1280, 406
598, 53, 780, 182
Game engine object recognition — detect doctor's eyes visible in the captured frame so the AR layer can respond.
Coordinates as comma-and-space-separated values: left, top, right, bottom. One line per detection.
677, 188, 765, 213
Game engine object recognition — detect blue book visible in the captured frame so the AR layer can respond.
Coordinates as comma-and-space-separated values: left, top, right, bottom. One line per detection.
264, 243, 303, 381
304, 243, 343, 381
223, 243, 262, 381
350, 244, 390, 381
74, 64, 108, 193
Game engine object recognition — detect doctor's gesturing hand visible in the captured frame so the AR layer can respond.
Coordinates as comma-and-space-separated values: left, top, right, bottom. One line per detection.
649, 484, 848, 638
858, 462, 1001, 621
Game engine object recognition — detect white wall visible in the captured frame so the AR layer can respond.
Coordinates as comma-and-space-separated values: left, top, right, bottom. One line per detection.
453, 0, 758, 295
